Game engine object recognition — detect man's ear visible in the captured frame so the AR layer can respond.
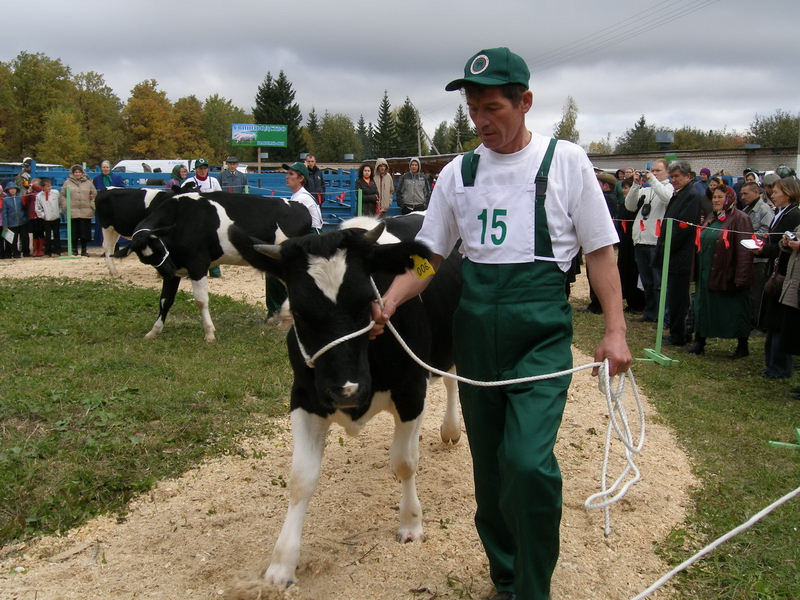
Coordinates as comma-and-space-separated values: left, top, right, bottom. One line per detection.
522, 90, 534, 114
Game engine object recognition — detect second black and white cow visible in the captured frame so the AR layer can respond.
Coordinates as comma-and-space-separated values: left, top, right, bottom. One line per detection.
229, 213, 462, 587
95, 187, 174, 277
114, 191, 312, 341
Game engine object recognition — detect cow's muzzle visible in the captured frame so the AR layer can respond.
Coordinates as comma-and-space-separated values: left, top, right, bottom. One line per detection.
325, 382, 363, 409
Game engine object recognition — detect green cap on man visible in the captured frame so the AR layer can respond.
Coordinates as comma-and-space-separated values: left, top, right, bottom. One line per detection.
445, 47, 530, 91
283, 162, 310, 180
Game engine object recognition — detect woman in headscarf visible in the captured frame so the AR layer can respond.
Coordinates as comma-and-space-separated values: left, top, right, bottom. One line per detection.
684, 185, 754, 358
60, 164, 97, 257
92, 160, 126, 191
166, 164, 188, 191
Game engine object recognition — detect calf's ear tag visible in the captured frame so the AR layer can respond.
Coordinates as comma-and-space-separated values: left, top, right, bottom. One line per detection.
411, 255, 434, 281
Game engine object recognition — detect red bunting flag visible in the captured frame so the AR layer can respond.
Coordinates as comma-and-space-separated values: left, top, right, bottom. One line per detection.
722, 229, 730, 249
271, 190, 275, 197
621, 220, 628, 233
679, 221, 689, 229
655, 219, 661, 237
338, 192, 345, 203
695, 225, 702, 252
640, 219, 646, 232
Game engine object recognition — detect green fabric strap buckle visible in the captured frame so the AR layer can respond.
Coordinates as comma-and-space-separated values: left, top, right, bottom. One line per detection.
461, 150, 480, 187
535, 138, 558, 258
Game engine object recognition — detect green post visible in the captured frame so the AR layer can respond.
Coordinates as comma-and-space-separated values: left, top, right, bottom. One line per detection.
245, 185, 249, 194
357, 189, 363, 216
641, 217, 678, 366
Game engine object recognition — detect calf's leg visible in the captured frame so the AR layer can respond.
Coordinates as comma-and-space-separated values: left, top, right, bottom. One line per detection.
391, 407, 426, 543
189, 277, 216, 342
145, 276, 180, 339
266, 409, 329, 587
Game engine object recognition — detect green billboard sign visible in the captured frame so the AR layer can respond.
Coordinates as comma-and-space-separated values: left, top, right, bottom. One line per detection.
231, 123, 288, 147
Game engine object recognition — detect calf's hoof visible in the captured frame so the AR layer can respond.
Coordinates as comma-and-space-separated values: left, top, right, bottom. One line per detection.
264, 563, 296, 588
397, 526, 425, 544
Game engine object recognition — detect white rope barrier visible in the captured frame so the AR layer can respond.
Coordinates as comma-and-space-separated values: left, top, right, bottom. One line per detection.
631, 484, 800, 599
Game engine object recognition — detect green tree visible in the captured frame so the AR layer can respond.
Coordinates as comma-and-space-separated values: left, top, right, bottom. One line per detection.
38, 107, 90, 167
306, 107, 319, 137
202, 94, 252, 164
372, 91, 398, 158
315, 112, 362, 163
0, 62, 13, 159
121, 79, 177, 158
748, 109, 800, 148
173, 95, 214, 159
252, 70, 303, 162
586, 133, 613, 155
72, 71, 124, 165
433, 121, 453, 154
450, 104, 476, 152
396, 97, 422, 157
614, 115, 657, 154
2, 52, 74, 158
356, 115, 373, 160
553, 96, 579, 144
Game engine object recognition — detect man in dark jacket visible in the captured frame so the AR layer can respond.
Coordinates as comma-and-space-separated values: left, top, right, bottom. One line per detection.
657, 160, 703, 346
304, 154, 326, 204
218, 156, 248, 193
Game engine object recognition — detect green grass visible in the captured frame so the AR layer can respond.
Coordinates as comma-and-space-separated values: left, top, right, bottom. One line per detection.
0, 277, 292, 545
572, 299, 800, 599
3, 276, 800, 598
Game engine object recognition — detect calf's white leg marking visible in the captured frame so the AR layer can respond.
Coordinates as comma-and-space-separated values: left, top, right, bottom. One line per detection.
191, 277, 216, 342
266, 409, 329, 587
440, 368, 462, 444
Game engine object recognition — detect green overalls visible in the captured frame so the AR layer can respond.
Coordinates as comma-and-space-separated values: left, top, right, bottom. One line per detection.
454, 140, 572, 600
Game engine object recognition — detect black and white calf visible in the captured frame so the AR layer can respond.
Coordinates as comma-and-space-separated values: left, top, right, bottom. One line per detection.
95, 187, 174, 276
115, 191, 312, 341
229, 214, 462, 587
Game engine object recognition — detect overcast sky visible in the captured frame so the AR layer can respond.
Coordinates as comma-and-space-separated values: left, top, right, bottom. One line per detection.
9, 0, 800, 152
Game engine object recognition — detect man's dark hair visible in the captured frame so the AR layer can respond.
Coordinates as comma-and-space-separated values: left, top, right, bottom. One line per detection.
462, 82, 528, 107
741, 182, 761, 194
621, 176, 634, 189
40, 177, 51, 185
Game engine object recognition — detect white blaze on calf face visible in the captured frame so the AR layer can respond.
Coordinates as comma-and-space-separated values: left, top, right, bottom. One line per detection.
306, 249, 348, 304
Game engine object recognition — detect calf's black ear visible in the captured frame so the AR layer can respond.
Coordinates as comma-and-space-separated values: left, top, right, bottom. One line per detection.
367, 240, 433, 276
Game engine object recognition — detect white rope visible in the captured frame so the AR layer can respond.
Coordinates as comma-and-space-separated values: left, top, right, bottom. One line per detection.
367, 278, 645, 534
631, 484, 800, 599
293, 320, 376, 368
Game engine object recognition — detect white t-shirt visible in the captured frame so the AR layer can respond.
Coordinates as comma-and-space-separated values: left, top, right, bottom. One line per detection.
418, 133, 618, 271
185, 175, 222, 193
290, 188, 323, 230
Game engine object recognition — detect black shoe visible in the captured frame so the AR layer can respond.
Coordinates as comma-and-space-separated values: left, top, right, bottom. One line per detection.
681, 343, 705, 355
635, 315, 655, 323
580, 305, 603, 314
81, 251, 89, 257
490, 593, 516, 600
663, 336, 687, 347
728, 347, 749, 359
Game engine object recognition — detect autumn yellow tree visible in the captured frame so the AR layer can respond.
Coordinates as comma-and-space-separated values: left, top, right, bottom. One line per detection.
121, 80, 178, 158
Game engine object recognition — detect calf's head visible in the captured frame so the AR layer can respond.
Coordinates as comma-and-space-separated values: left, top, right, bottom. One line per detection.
236, 223, 430, 411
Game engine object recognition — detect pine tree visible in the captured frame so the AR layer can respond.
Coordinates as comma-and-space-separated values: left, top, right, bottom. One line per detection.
450, 104, 475, 152
252, 70, 303, 161
553, 96, 580, 144
614, 115, 657, 154
356, 115, 373, 160
372, 91, 398, 158
396, 97, 420, 157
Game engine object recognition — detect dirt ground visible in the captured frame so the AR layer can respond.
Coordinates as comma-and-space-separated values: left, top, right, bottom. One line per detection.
0, 252, 696, 600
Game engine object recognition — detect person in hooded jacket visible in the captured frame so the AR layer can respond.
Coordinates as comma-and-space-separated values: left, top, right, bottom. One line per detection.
375, 157, 395, 215
60, 164, 97, 257
1, 182, 29, 258
395, 157, 430, 214
166, 164, 189, 191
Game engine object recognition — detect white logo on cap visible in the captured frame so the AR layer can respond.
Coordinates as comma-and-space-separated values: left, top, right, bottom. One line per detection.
470, 54, 490, 75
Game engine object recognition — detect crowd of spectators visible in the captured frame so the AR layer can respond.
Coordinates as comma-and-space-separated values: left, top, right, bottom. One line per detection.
605, 160, 800, 399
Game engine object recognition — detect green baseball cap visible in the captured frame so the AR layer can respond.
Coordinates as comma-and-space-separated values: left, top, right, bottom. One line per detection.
195, 158, 209, 168
282, 162, 310, 180
445, 47, 530, 91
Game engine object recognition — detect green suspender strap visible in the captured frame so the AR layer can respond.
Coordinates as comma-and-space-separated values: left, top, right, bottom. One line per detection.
534, 138, 558, 258
461, 150, 480, 187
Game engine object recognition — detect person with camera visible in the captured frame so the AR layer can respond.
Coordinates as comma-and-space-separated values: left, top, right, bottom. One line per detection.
751, 177, 800, 378
624, 158, 673, 323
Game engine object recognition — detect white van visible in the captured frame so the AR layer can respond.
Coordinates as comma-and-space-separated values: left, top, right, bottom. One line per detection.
112, 159, 194, 174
